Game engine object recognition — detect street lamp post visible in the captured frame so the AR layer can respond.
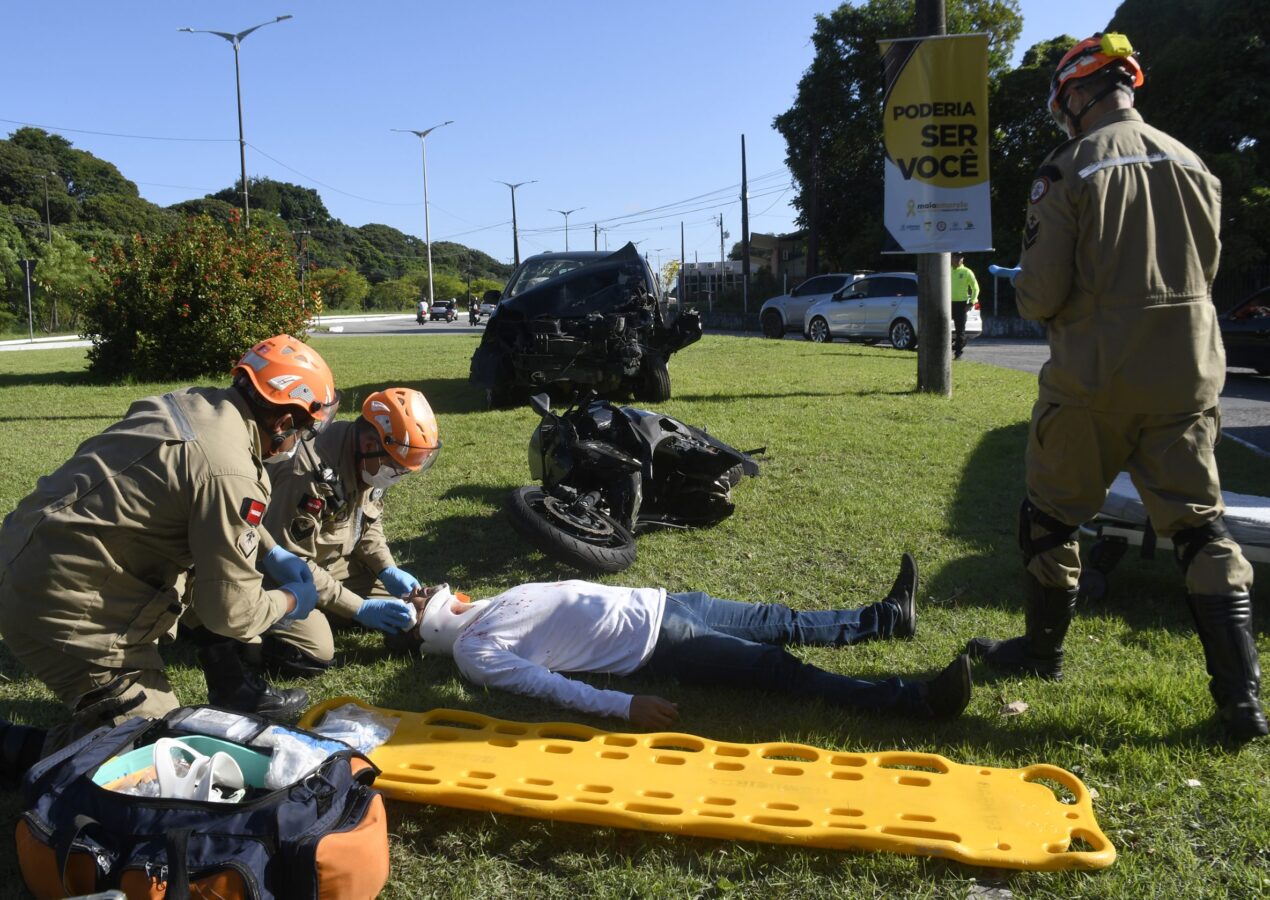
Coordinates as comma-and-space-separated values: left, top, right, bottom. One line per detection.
394, 121, 453, 306
180, 14, 293, 229
549, 207, 584, 252
497, 180, 536, 267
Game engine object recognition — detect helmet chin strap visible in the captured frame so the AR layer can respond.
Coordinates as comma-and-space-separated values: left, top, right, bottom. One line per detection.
1060, 79, 1131, 137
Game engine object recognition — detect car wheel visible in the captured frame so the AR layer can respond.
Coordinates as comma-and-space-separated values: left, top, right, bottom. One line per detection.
808, 317, 832, 343
636, 354, 671, 403
889, 318, 917, 351
761, 310, 784, 339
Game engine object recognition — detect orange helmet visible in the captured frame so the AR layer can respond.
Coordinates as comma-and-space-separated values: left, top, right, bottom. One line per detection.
233, 334, 339, 428
1048, 32, 1144, 132
362, 388, 441, 472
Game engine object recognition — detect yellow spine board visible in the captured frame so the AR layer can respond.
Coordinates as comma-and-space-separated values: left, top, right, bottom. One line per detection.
300, 697, 1115, 872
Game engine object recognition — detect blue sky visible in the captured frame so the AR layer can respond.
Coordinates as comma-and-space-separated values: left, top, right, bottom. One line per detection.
3, 1, 1120, 267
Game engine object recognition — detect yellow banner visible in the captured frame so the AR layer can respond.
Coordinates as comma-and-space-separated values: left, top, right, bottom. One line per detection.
879, 34, 991, 253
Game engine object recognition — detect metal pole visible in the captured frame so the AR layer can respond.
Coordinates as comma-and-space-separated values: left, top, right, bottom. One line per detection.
551, 208, 583, 252
232, 41, 250, 228
41, 175, 52, 242
180, 17, 293, 231
914, 0, 951, 396
421, 138, 435, 304
22, 260, 34, 342
594, 223, 598, 251
740, 134, 751, 315
497, 180, 535, 267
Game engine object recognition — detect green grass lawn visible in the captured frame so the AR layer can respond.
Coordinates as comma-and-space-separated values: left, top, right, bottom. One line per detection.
0, 335, 1266, 898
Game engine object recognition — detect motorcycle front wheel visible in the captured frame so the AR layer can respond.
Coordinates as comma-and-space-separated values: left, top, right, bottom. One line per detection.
506, 486, 638, 573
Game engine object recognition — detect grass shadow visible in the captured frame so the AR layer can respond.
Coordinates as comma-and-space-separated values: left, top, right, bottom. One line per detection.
0, 370, 92, 388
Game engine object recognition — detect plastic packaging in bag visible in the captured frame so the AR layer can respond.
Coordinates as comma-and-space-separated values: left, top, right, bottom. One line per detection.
311, 703, 401, 755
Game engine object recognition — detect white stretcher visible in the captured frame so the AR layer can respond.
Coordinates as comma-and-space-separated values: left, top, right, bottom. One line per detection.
1078, 472, 1270, 599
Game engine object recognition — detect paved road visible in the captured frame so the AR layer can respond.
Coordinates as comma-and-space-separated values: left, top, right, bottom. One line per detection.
5, 321, 1266, 455
965, 338, 1270, 456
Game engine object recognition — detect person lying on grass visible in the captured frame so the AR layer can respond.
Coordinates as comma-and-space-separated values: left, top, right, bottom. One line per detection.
388, 554, 972, 729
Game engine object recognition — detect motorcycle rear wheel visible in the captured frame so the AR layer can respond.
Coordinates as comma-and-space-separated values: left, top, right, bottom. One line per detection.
506, 486, 638, 573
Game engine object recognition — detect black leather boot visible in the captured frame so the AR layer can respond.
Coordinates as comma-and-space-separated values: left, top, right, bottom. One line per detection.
886, 552, 919, 639
1, 718, 47, 788
1188, 593, 1268, 742
261, 637, 333, 680
966, 572, 1077, 680
192, 630, 309, 720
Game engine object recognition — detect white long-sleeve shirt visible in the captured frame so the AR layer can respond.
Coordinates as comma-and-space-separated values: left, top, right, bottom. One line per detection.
451, 580, 666, 720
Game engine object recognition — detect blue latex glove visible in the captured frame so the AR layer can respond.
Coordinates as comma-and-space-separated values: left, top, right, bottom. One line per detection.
263, 546, 313, 585
354, 597, 416, 633
378, 566, 421, 598
281, 580, 318, 621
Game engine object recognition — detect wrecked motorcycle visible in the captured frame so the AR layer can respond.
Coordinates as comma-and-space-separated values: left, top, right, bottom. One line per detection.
469, 243, 701, 408
506, 391, 761, 573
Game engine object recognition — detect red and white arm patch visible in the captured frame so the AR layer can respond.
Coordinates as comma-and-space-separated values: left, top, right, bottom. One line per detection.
240, 498, 267, 526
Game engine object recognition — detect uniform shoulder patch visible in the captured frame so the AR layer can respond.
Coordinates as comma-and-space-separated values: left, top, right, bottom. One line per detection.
240, 498, 266, 526
236, 528, 259, 558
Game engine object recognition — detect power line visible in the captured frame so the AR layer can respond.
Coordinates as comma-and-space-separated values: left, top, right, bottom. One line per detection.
0, 117, 234, 143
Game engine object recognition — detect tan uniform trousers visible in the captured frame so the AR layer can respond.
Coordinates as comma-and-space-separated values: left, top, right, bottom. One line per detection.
7, 642, 179, 754
265, 557, 390, 662
1025, 401, 1254, 596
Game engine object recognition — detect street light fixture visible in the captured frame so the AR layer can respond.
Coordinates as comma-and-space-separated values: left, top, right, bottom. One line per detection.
179, 14, 293, 229
394, 121, 453, 306
496, 180, 536, 267
549, 207, 584, 252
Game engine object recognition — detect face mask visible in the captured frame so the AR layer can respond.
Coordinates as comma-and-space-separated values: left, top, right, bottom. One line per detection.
264, 445, 299, 466
362, 466, 406, 490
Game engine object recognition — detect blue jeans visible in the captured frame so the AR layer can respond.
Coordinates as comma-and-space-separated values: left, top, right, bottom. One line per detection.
641, 592, 919, 715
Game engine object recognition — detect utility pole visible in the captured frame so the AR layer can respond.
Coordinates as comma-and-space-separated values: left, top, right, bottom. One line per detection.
915, 0, 951, 396
40, 173, 54, 243
19, 259, 35, 342
740, 135, 751, 315
550, 207, 583, 251
679, 220, 685, 311
717, 214, 726, 308
593, 222, 599, 251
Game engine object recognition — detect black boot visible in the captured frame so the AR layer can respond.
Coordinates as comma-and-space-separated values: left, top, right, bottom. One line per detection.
886, 552, 919, 639
912, 654, 973, 718
261, 637, 333, 680
193, 630, 309, 720
965, 572, 1077, 680
1, 718, 47, 789
1188, 593, 1269, 742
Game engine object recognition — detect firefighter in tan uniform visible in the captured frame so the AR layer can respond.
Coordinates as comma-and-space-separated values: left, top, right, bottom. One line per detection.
258, 388, 441, 676
0, 335, 340, 765
967, 34, 1264, 741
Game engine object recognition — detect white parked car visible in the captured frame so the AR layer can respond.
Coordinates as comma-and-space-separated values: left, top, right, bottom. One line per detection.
802, 271, 982, 351
759, 273, 864, 338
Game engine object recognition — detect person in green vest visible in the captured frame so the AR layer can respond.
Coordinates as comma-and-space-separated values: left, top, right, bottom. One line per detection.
950, 252, 979, 359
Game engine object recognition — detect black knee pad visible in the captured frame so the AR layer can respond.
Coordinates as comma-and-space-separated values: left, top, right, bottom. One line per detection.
1018, 499, 1078, 566
1171, 517, 1232, 574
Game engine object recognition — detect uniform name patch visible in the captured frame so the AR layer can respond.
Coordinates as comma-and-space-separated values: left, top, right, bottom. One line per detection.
301, 494, 324, 514
237, 528, 259, 558
240, 498, 266, 525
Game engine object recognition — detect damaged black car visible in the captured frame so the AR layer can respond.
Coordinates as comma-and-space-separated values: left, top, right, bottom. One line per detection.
469, 243, 702, 407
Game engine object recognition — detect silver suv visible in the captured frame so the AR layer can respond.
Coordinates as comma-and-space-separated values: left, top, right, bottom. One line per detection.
759, 273, 863, 338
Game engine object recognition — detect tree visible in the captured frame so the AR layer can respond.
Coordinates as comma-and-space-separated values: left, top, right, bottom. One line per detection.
775, 1, 1023, 272
83, 212, 310, 380
309, 267, 370, 310
33, 230, 104, 332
